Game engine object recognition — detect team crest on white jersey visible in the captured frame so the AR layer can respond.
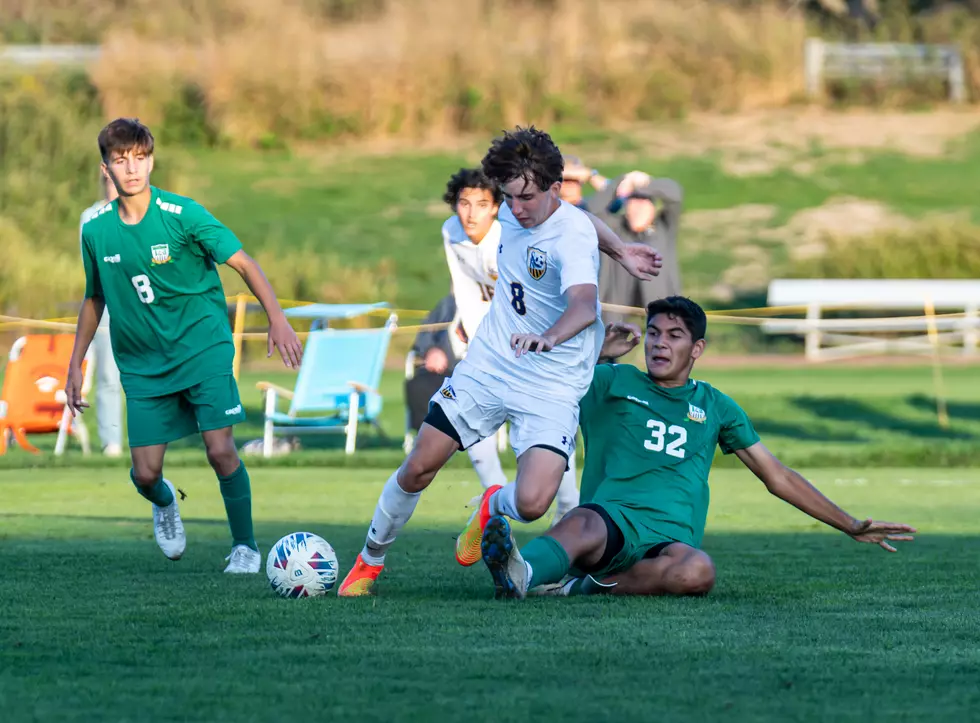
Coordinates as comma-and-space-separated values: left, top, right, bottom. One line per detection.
441, 383, 456, 401
527, 247, 547, 280
150, 244, 172, 265
687, 404, 706, 423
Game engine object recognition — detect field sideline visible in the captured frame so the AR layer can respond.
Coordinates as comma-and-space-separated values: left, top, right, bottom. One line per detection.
1, 467, 977, 722
3, 363, 979, 470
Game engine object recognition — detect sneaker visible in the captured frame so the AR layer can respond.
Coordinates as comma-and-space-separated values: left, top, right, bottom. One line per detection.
152, 479, 186, 561
223, 544, 261, 574
456, 484, 502, 566
480, 515, 528, 600
337, 554, 384, 597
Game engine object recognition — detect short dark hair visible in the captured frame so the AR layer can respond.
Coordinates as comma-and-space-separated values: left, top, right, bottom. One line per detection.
442, 167, 502, 209
98, 118, 154, 162
481, 126, 564, 192
646, 296, 707, 341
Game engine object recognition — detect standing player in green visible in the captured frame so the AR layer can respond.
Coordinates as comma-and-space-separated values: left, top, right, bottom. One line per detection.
481, 296, 917, 598
65, 118, 304, 573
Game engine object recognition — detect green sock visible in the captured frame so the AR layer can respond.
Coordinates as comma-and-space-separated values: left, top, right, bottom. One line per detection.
219, 462, 257, 551
131, 469, 174, 507
522, 535, 571, 589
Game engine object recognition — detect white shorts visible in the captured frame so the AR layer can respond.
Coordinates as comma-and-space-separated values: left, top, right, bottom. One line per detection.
428, 363, 578, 461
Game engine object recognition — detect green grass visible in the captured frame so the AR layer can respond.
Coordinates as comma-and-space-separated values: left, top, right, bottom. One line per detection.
3, 362, 979, 471
1, 466, 975, 722
172, 130, 980, 312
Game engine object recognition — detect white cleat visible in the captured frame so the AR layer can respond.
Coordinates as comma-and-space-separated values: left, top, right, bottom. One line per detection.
152, 479, 186, 561
224, 544, 261, 574
528, 575, 578, 597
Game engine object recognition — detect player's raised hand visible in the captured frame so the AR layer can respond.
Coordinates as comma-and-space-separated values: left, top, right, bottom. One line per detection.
511, 333, 555, 357
618, 243, 663, 281
268, 316, 303, 369
601, 322, 642, 359
63, 365, 89, 417
847, 518, 917, 552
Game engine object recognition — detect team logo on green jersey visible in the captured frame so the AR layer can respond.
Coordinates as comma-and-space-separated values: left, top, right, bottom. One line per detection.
150, 244, 172, 265
687, 404, 706, 423
527, 247, 547, 280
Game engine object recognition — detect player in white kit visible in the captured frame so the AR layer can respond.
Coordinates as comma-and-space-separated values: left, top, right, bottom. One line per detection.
439, 167, 581, 522
339, 127, 662, 596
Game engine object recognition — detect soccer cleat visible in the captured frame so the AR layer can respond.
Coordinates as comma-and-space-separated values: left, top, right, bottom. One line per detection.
223, 544, 261, 574
480, 515, 528, 600
152, 479, 186, 561
456, 484, 502, 566
337, 554, 384, 597
528, 575, 579, 597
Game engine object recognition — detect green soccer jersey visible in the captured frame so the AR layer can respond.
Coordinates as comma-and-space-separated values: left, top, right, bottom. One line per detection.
579, 364, 761, 548
80, 186, 243, 398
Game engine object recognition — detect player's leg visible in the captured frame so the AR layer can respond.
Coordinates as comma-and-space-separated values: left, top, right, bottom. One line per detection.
594, 544, 715, 596
93, 320, 123, 456
188, 374, 259, 573
339, 417, 460, 595
127, 394, 197, 560
487, 395, 578, 524
481, 504, 610, 599
552, 444, 580, 525
466, 434, 508, 490
341, 367, 504, 594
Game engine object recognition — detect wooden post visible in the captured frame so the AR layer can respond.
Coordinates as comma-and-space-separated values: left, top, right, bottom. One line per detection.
804, 302, 821, 361
924, 297, 949, 429
232, 293, 247, 382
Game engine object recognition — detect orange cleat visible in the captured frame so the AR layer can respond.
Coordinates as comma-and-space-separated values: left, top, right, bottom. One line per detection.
455, 484, 502, 566
337, 554, 384, 597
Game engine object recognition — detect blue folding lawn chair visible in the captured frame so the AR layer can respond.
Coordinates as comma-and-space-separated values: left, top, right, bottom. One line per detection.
256, 304, 396, 457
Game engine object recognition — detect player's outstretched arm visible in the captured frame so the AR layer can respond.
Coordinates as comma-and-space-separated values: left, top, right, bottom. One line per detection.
64, 296, 105, 416
224, 250, 303, 369
734, 442, 917, 552
582, 209, 662, 281
511, 284, 598, 357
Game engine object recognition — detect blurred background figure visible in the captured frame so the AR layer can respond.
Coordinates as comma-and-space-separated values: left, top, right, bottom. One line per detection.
592, 170, 684, 328
79, 171, 123, 457
560, 155, 608, 211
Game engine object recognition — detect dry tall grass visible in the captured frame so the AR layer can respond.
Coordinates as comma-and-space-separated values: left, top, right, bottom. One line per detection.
88, 0, 807, 145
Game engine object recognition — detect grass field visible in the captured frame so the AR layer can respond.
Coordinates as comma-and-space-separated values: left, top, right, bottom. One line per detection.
1, 466, 976, 722
3, 361, 979, 471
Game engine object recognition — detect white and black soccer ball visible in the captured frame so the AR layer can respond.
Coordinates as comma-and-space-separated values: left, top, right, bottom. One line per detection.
266, 532, 339, 598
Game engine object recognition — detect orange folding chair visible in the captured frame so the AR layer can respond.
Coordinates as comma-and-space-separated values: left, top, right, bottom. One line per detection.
0, 334, 93, 456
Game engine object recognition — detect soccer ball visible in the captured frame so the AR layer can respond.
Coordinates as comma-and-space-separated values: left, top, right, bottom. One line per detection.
266, 532, 339, 598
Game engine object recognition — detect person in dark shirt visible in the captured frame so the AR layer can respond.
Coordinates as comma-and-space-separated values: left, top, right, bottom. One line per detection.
592, 171, 684, 327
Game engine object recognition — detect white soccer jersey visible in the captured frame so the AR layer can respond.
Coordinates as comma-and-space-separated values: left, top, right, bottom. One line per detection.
442, 215, 500, 345
463, 200, 604, 403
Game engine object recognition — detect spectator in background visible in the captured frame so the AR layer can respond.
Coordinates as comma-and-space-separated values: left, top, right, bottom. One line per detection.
79, 171, 124, 457
592, 170, 684, 328
559, 155, 608, 211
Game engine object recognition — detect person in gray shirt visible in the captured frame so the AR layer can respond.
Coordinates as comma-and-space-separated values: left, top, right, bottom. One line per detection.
79, 171, 124, 457
590, 171, 684, 327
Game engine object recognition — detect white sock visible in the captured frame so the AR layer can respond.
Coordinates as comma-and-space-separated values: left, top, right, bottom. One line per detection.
489, 482, 528, 523
360, 470, 422, 566
466, 435, 508, 489
555, 455, 579, 515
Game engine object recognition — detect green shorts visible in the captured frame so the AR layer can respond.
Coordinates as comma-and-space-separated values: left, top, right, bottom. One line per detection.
571, 502, 683, 579
127, 374, 246, 448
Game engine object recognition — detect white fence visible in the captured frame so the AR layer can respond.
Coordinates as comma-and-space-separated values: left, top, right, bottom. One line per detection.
804, 38, 967, 103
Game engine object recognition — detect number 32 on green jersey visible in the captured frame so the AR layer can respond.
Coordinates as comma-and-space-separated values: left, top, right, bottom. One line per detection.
131, 274, 155, 304
646, 419, 687, 459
